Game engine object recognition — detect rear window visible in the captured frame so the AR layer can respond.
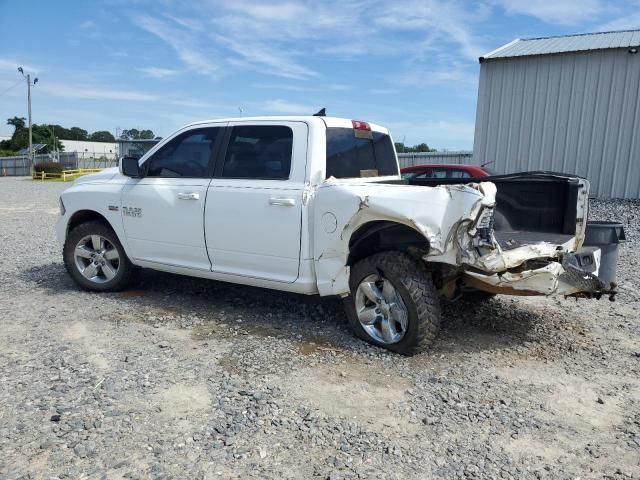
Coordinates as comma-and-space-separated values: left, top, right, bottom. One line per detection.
326, 128, 398, 179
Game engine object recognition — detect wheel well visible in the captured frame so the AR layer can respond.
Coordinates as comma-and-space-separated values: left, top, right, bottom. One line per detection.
67, 210, 113, 235
347, 221, 429, 266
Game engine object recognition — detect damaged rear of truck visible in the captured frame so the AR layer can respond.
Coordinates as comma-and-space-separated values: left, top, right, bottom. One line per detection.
313, 119, 619, 354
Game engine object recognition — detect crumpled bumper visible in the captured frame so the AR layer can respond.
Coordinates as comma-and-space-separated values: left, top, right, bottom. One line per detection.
462, 247, 617, 300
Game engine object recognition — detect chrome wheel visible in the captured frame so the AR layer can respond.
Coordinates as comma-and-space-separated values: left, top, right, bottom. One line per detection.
355, 273, 409, 344
73, 235, 120, 284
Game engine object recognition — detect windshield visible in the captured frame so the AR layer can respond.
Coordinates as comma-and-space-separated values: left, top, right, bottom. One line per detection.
326, 128, 398, 179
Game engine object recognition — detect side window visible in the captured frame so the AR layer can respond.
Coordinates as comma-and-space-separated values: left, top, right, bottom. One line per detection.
431, 169, 448, 178
450, 170, 471, 178
146, 127, 219, 178
221, 125, 293, 179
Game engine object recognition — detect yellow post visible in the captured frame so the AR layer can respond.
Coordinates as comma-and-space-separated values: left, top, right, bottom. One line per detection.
41, 171, 45, 180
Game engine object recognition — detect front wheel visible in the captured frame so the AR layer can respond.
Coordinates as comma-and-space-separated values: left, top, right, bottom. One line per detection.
344, 251, 441, 355
63, 221, 137, 292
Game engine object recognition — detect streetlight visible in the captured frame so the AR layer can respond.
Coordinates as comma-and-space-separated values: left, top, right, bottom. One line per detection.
18, 67, 38, 164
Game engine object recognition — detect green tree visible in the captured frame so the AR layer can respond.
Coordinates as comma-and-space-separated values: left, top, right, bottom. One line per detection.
412, 143, 433, 153
5, 116, 27, 151
121, 128, 155, 140
394, 142, 406, 153
89, 130, 116, 142
69, 127, 88, 140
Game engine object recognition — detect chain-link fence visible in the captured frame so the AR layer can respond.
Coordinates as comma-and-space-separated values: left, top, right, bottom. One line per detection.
1, 152, 118, 177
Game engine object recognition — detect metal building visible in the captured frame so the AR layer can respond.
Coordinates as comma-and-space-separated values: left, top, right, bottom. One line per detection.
397, 151, 472, 169
473, 29, 640, 199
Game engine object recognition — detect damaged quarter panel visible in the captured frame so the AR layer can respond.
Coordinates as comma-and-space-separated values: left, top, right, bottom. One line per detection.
312, 180, 496, 296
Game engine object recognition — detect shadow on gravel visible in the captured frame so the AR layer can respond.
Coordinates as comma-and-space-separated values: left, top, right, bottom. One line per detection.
437, 298, 548, 354
21, 263, 553, 355
20, 262, 76, 291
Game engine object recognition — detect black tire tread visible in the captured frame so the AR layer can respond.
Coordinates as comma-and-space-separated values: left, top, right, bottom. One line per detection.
63, 221, 137, 292
345, 251, 441, 355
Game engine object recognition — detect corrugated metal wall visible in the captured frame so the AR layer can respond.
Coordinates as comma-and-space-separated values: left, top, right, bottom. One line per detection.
397, 151, 473, 169
473, 48, 640, 199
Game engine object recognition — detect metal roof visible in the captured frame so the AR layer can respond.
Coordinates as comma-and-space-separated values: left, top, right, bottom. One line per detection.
481, 29, 640, 61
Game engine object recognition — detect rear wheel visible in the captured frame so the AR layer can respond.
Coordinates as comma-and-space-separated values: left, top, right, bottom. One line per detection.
344, 251, 441, 355
63, 221, 137, 292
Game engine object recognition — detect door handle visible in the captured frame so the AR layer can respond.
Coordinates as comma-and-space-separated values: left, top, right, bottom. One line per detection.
269, 197, 296, 207
177, 192, 200, 200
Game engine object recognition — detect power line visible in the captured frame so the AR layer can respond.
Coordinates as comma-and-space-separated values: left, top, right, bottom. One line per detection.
0, 79, 23, 97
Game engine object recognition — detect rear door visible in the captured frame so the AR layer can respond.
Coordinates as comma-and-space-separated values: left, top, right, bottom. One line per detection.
120, 124, 224, 271
205, 121, 307, 282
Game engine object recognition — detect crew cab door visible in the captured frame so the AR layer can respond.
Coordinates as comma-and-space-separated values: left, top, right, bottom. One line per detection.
120, 124, 225, 271
204, 121, 307, 282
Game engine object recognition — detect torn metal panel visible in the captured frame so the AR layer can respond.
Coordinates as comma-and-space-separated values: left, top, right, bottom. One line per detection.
313, 175, 608, 300
313, 180, 496, 296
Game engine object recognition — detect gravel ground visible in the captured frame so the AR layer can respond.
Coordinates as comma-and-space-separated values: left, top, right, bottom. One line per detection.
0, 176, 638, 480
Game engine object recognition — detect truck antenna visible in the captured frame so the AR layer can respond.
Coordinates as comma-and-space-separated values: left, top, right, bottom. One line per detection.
313, 108, 326, 117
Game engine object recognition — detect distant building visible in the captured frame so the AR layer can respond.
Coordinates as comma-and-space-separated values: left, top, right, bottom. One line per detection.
60, 139, 117, 159
474, 29, 640, 199
117, 138, 161, 158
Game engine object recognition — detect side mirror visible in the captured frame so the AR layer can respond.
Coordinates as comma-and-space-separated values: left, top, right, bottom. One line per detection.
120, 156, 142, 178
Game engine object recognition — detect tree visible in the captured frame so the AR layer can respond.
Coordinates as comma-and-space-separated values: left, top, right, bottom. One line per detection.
7, 116, 26, 130
69, 127, 88, 141
89, 131, 116, 142
5, 117, 27, 152
412, 143, 433, 153
139, 129, 154, 139
395, 142, 437, 153
120, 128, 155, 140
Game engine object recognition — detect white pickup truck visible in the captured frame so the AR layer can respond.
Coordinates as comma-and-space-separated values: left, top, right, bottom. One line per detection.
57, 116, 615, 354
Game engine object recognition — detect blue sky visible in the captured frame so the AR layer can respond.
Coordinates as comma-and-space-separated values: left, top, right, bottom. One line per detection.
1, 0, 638, 149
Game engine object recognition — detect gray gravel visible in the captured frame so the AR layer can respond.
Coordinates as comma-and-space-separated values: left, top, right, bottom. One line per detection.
0, 176, 638, 479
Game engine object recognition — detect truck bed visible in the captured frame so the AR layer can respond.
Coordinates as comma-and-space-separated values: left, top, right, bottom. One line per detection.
397, 171, 583, 250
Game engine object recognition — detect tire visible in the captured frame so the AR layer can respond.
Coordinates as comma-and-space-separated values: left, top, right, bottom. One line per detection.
344, 251, 441, 355
63, 221, 137, 292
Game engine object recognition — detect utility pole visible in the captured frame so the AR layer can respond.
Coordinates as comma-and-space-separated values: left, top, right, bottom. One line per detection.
18, 67, 38, 164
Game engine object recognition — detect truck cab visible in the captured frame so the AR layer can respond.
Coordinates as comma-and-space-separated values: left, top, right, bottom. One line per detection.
57, 116, 617, 355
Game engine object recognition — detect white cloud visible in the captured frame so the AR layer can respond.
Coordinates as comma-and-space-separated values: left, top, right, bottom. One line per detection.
0, 58, 41, 74
261, 99, 317, 114
252, 83, 351, 92
385, 120, 475, 149
137, 66, 179, 78
39, 82, 159, 101
598, 6, 640, 31
374, 0, 490, 60
397, 69, 477, 88
368, 88, 400, 95
215, 34, 318, 80
134, 15, 218, 75
496, 0, 603, 25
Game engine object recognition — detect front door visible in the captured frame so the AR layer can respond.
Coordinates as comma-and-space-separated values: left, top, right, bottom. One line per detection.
121, 125, 224, 271
205, 122, 307, 283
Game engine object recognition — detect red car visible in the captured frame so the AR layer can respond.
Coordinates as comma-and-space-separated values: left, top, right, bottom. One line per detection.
400, 164, 495, 180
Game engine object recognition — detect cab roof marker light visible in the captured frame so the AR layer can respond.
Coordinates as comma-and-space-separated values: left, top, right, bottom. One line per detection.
351, 120, 371, 131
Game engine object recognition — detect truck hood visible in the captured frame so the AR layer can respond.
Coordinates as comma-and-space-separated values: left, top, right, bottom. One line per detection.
73, 167, 120, 185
